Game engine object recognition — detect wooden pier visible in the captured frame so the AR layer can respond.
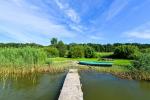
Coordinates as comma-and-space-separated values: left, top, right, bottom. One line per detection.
58, 69, 83, 100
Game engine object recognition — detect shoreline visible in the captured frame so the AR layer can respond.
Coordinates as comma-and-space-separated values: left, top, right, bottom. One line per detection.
0, 61, 150, 81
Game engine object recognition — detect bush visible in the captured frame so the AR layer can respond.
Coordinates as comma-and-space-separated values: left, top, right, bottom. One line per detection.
44, 47, 59, 57
113, 45, 140, 59
84, 46, 95, 58
141, 48, 150, 53
132, 53, 150, 71
68, 45, 85, 58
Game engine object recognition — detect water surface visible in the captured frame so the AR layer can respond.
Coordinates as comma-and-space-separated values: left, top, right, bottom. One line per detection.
0, 73, 66, 100
80, 71, 150, 100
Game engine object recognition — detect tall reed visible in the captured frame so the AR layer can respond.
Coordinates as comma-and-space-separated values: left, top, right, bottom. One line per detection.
0, 47, 47, 68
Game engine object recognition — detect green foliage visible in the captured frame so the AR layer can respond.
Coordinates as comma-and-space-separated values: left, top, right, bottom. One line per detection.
50, 38, 58, 46
87, 43, 105, 52
0, 47, 47, 67
1, 42, 150, 53
50, 38, 67, 57
0, 43, 43, 48
68, 45, 85, 58
44, 47, 59, 57
113, 45, 140, 59
84, 46, 95, 58
68, 45, 96, 58
57, 41, 67, 57
132, 53, 150, 71
141, 48, 150, 53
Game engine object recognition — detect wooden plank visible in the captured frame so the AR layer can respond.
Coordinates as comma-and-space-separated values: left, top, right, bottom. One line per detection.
58, 69, 83, 100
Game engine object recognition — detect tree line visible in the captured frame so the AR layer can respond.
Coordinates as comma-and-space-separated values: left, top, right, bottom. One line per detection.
1, 38, 150, 59
0, 43, 42, 48
1, 38, 150, 74
44, 38, 150, 59
1, 40, 150, 52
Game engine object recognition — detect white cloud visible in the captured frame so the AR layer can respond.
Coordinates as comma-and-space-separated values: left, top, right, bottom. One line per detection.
66, 9, 80, 23
55, 0, 80, 23
124, 22, 150, 39
125, 31, 150, 39
0, 0, 77, 44
106, 0, 129, 21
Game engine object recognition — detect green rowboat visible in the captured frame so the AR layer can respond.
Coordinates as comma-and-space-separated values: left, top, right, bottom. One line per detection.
78, 61, 113, 66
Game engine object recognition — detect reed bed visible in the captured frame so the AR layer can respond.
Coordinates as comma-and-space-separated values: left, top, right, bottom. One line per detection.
0, 60, 73, 80
0, 47, 74, 80
79, 65, 150, 81
114, 71, 150, 81
0, 47, 46, 68
79, 65, 128, 73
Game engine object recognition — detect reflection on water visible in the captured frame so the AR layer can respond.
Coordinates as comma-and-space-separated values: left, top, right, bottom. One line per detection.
1, 71, 150, 100
80, 71, 150, 100
0, 73, 66, 100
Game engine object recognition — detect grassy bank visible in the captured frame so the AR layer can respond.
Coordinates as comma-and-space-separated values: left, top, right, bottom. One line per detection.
78, 64, 150, 81
0, 48, 149, 81
51, 55, 150, 81
49, 57, 131, 66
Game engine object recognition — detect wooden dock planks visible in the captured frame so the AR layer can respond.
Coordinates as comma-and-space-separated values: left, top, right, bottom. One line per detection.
58, 69, 83, 100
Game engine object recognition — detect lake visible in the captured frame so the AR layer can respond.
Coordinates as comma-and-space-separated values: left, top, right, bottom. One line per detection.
0, 71, 150, 100
0, 73, 66, 100
80, 71, 150, 100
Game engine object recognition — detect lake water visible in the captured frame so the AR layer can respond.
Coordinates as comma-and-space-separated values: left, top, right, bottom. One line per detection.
80, 71, 150, 100
0, 73, 66, 100
0, 71, 150, 100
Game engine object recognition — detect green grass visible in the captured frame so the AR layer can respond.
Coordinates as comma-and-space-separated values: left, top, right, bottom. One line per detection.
49, 57, 69, 62
79, 65, 128, 73
49, 57, 98, 62
96, 52, 113, 58
71, 58, 97, 61
48, 57, 131, 66
113, 59, 131, 66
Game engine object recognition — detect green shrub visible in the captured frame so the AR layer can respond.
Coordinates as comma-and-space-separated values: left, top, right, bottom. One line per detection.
141, 48, 150, 53
44, 47, 59, 57
132, 53, 150, 71
84, 46, 95, 58
113, 45, 140, 59
0, 47, 47, 67
68, 45, 85, 58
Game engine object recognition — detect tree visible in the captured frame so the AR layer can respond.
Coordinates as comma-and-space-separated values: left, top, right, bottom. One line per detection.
57, 41, 67, 57
44, 47, 59, 57
68, 45, 84, 58
104, 44, 114, 52
113, 45, 140, 59
50, 38, 58, 46
84, 46, 95, 58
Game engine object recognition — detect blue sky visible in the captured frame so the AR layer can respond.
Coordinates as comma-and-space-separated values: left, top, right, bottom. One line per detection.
0, 0, 150, 45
